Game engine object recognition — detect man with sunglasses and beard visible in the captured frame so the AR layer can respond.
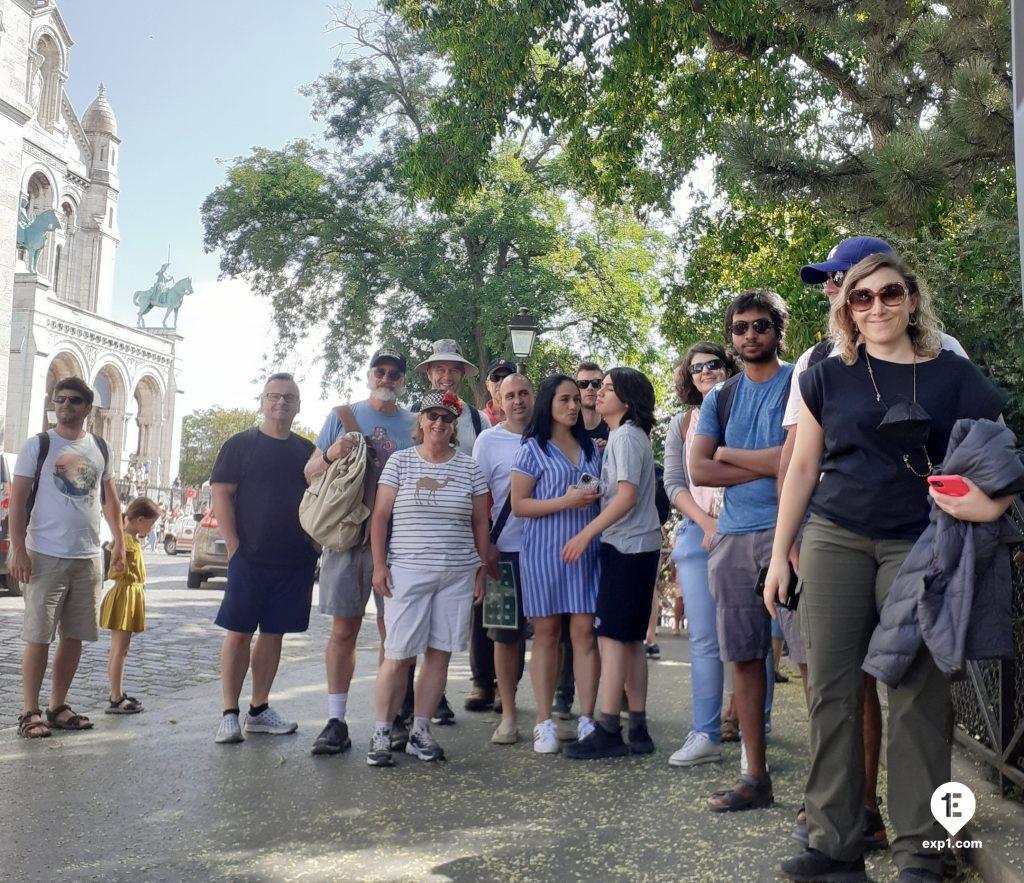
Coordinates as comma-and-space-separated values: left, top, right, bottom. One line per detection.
778, 236, 968, 853
305, 350, 416, 756
690, 290, 793, 813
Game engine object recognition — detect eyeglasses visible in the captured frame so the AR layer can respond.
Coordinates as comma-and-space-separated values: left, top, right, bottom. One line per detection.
262, 393, 300, 403
688, 358, 725, 375
729, 319, 774, 336
53, 395, 86, 405
372, 367, 403, 381
847, 282, 909, 312
423, 410, 457, 425
827, 270, 846, 287
577, 379, 602, 389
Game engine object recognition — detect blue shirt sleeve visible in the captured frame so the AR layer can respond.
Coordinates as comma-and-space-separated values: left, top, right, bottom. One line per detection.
512, 439, 541, 479
695, 388, 722, 442
316, 411, 343, 451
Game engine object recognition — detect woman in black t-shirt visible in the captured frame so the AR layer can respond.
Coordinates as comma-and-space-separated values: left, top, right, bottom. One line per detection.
763, 253, 1012, 882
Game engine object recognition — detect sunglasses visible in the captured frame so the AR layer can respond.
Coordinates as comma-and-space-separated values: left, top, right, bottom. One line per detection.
847, 282, 909, 312
729, 318, 774, 336
53, 395, 86, 405
423, 410, 457, 425
688, 358, 725, 375
577, 379, 602, 389
827, 270, 846, 287
262, 393, 300, 403
372, 367, 403, 381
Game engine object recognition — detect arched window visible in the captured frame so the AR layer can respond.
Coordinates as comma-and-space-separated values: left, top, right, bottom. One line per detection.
31, 35, 61, 128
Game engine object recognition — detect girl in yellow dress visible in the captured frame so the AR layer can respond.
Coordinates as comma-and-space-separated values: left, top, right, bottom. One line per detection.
100, 496, 162, 714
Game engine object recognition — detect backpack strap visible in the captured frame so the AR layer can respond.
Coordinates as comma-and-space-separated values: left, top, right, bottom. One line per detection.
334, 404, 361, 435
26, 431, 51, 521
90, 433, 109, 506
715, 373, 743, 437
807, 338, 832, 369
469, 404, 482, 436
489, 495, 513, 545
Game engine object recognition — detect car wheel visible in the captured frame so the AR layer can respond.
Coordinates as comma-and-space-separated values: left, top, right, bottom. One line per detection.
4, 574, 22, 597
186, 569, 202, 589
164, 537, 177, 555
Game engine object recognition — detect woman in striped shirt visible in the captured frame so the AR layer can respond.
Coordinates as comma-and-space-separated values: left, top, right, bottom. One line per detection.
511, 374, 602, 754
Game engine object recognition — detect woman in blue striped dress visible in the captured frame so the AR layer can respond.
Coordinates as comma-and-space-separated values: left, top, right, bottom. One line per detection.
511, 374, 602, 754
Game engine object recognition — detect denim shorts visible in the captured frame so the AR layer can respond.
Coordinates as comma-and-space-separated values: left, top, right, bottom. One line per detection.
215, 551, 316, 635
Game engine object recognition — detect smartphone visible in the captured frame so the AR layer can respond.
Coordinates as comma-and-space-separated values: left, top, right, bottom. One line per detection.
755, 565, 800, 611
575, 473, 601, 493
927, 475, 970, 497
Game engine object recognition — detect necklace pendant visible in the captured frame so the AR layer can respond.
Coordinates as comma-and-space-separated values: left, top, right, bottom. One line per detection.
875, 393, 881, 402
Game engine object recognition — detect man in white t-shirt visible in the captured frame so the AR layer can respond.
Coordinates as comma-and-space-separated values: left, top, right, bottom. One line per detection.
472, 373, 534, 744
9, 376, 124, 738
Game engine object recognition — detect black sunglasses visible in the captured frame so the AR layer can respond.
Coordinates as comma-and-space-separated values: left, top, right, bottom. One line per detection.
423, 410, 457, 425
729, 318, 774, 336
577, 379, 602, 389
827, 270, 846, 286
53, 395, 86, 405
688, 358, 726, 375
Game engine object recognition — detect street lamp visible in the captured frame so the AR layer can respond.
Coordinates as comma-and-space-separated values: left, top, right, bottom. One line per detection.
508, 307, 538, 374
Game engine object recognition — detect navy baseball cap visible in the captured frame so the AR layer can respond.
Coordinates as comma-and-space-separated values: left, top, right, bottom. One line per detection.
369, 349, 407, 374
487, 358, 515, 381
800, 236, 895, 284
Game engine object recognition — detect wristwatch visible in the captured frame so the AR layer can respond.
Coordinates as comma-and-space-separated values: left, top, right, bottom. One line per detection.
322, 450, 336, 465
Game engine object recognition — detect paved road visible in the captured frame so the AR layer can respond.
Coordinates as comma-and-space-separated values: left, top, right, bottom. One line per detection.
0, 554, 982, 882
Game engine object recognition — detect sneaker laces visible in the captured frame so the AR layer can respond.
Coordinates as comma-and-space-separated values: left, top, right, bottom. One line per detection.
535, 719, 557, 740
370, 729, 391, 752
683, 730, 707, 750
578, 715, 595, 740
254, 706, 289, 727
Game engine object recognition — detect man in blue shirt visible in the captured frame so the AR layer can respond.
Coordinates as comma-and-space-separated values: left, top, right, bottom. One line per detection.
690, 289, 793, 814
305, 350, 415, 756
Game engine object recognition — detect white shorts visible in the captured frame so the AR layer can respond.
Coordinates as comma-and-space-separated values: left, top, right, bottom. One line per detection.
383, 563, 477, 660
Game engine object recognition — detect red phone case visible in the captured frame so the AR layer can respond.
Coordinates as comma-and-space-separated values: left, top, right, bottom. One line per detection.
927, 475, 969, 497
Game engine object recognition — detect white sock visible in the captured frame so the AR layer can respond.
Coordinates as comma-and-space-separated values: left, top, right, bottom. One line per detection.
374, 720, 392, 734
412, 715, 431, 735
328, 692, 348, 722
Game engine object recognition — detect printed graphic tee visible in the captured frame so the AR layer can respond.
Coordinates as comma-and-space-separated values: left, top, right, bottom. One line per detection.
15, 431, 113, 559
316, 401, 416, 469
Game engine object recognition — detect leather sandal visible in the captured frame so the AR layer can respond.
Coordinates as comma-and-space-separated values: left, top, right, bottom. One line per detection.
707, 775, 774, 813
105, 695, 143, 715
46, 704, 93, 730
17, 709, 51, 739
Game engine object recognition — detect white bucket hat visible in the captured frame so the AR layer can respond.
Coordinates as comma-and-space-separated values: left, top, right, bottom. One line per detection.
414, 339, 479, 377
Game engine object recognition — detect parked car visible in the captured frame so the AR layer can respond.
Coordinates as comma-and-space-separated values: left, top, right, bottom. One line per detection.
0, 451, 21, 596
164, 514, 197, 555
188, 512, 228, 588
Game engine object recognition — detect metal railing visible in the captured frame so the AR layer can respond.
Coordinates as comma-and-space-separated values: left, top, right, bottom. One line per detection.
950, 496, 1024, 795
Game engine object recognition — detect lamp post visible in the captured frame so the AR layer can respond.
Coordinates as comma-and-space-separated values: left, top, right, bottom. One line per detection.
508, 307, 538, 374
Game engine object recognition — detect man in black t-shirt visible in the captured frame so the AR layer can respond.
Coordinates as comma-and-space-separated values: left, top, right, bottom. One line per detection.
211, 373, 318, 745
576, 361, 609, 447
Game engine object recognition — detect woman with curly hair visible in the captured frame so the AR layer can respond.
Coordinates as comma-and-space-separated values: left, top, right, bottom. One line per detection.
563, 367, 663, 760
766, 253, 1011, 882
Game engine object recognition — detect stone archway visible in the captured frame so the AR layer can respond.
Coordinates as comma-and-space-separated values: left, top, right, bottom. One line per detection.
130, 374, 163, 487
43, 351, 86, 431
90, 362, 128, 464
22, 170, 58, 277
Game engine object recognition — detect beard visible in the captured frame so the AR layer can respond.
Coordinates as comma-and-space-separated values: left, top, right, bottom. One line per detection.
370, 387, 399, 402
740, 344, 780, 364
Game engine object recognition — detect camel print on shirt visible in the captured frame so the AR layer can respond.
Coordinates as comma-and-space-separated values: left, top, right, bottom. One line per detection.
378, 447, 489, 568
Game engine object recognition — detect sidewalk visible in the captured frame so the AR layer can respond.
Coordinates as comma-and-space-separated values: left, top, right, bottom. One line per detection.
0, 586, 991, 882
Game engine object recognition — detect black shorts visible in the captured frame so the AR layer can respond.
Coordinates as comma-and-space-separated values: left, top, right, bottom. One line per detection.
594, 543, 660, 642
487, 551, 527, 644
215, 551, 317, 635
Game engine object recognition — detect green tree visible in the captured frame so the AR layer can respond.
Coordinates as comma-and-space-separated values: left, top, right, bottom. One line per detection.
178, 408, 259, 487
202, 11, 666, 405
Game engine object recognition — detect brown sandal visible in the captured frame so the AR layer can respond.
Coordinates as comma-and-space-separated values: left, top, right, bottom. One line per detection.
46, 704, 93, 731
17, 709, 51, 739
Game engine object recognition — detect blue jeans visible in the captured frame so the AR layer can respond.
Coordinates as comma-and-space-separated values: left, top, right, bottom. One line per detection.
672, 521, 723, 741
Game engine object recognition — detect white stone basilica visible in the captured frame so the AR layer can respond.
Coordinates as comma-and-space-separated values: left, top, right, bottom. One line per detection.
0, 0, 182, 484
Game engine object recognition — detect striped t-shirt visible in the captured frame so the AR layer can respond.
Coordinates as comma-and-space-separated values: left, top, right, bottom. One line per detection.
379, 447, 489, 567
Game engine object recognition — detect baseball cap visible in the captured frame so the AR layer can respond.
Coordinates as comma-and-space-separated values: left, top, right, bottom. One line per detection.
800, 236, 895, 284
369, 349, 407, 374
487, 358, 515, 381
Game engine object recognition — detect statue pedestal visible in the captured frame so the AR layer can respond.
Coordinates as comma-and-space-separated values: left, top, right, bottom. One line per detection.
143, 326, 183, 342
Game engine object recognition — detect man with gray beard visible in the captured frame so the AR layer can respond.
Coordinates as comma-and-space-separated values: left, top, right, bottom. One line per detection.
305, 350, 416, 756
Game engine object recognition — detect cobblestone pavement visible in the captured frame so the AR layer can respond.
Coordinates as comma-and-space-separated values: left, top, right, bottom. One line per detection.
0, 553, 985, 882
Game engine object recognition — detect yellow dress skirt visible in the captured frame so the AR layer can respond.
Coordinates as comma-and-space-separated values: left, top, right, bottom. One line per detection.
100, 534, 146, 633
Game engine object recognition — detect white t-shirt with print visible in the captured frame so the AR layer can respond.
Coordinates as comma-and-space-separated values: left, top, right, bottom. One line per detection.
379, 447, 489, 567
14, 431, 113, 559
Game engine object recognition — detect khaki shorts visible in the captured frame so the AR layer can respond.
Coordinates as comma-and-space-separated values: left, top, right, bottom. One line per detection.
22, 551, 103, 644
383, 563, 476, 660
706, 529, 774, 663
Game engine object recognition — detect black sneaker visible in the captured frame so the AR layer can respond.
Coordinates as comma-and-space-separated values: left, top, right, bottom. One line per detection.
644, 641, 660, 659
896, 869, 940, 883
564, 724, 629, 759
406, 728, 445, 761
628, 724, 655, 755
431, 694, 456, 726
311, 718, 351, 756
774, 670, 790, 684
776, 848, 867, 882
390, 715, 409, 751
863, 802, 889, 850
551, 692, 572, 718
366, 729, 394, 767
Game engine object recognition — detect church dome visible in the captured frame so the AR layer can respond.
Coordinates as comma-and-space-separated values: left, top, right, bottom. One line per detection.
82, 83, 117, 136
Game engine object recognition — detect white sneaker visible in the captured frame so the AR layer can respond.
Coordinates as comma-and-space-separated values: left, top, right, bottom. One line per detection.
577, 714, 596, 741
215, 712, 244, 744
668, 731, 722, 767
533, 718, 560, 754
244, 706, 298, 735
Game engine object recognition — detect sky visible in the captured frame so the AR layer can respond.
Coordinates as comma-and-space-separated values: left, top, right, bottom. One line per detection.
59, 1, 374, 420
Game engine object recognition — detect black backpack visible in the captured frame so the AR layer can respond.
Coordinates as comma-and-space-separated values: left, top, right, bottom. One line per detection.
654, 462, 671, 525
